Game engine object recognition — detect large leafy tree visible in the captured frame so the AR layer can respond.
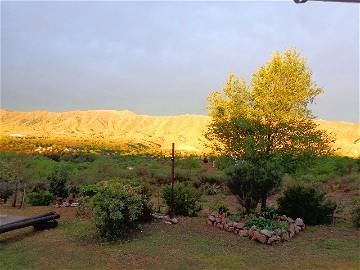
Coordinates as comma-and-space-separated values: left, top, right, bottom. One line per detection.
206, 49, 333, 210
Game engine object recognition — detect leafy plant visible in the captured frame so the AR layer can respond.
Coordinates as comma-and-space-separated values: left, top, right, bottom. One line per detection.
91, 179, 152, 240
28, 191, 53, 206
245, 217, 287, 230
277, 184, 337, 225
162, 182, 202, 216
48, 165, 69, 198
259, 206, 277, 220
79, 184, 99, 197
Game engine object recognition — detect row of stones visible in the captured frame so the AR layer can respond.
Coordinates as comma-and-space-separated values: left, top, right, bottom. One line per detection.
208, 214, 306, 245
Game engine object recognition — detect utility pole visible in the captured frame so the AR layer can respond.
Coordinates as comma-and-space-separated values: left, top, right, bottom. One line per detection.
169, 143, 175, 217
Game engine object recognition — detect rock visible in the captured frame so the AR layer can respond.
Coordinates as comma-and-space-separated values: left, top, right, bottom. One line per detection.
248, 227, 256, 239
233, 222, 245, 229
252, 231, 267, 244
217, 223, 224, 230
224, 223, 229, 231
209, 215, 216, 222
227, 221, 234, 227
281, 231, 290, 241
260, 229, 274, 238
215, 217, 222, 223
288, 223, 296, 238
239, 229, 249, 237
295, 226, 301, 234
280, 215, 287, 221
295, 218, 305, 227
171, 218, 179, 224
234, 228, 239, 234
274, 228, 282, 236
267, 235, 281, 245
219, 213, 226, 224
164, 220, 172, 225
287, 217, 294, 223
226, 225, 234, 232
207, 220, 214, 225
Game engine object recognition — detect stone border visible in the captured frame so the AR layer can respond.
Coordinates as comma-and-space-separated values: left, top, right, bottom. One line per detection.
208, 213, 305, 245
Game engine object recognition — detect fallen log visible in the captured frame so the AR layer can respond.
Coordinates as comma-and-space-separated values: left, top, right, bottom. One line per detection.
0, 212, 60, 234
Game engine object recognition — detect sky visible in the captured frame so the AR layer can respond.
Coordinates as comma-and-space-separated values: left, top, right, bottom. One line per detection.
1, 1, 359, 122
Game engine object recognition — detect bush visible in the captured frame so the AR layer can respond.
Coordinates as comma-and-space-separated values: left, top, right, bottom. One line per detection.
245, 217, 288, 230
259, 206, 277, 220
162, 182, 202, 216
79, 184, 99, 197
351, 197, 360, 228
91, 179, 152, 240
199, 170, 225, 185
48, 166, 69, 198
277, 184, 336, 225
0, 180, 13, 203
28, 191, 53, 206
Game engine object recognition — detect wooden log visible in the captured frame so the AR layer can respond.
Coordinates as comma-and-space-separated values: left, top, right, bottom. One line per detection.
0, 213, 60, 234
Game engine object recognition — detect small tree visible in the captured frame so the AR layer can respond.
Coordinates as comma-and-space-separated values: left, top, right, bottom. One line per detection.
48, 166, 69, 198
91, 179, 152, 240
206, 49, 333, 209
277, 184, 336, 225
162, 182, 202, 216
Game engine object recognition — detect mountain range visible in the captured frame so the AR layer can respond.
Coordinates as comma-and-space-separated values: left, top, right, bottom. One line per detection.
0, 109, 359, 156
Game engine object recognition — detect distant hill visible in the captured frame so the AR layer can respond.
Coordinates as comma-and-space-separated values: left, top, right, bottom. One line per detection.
0, 109, 359, 156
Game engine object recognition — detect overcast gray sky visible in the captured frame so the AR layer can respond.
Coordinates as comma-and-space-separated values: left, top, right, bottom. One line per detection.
1, 1, 359, 122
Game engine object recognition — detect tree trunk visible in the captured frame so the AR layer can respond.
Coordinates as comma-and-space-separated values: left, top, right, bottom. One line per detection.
260, 192, 267, 210
12, 182, 18, 207
20, 184, 26, 208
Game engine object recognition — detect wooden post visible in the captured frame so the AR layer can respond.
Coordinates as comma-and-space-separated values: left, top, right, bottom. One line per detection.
169, 143, 175, 217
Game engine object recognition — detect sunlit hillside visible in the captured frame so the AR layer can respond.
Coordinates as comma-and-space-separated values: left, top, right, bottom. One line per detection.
0, 109, 359, 156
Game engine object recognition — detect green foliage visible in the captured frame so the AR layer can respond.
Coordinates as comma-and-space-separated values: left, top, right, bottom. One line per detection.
277, 184, 337, 225
206, 50, 334, 210
214, 156, 235, 170
226, 158, 282, 213
48, 166, 69, 198
91, 179, 152, 240
27, 191, 53, 206
79, 184, 99, 197
351, 197, 360, 228
209, 194, 228, 214
227, 214, 240, 222
162, 182, 202, 216
199, 170, 225, 185
259, 206, 277, 220
202, 183, 219, 195
245, 217, 288, 230
175, 158, 201, 169
0, 179, 13, 203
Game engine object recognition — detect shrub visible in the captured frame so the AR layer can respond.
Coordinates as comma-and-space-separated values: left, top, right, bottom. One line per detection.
175, 168, 195, 182
48, 166, 69, 198
259, 206, 277, 220
199, 170, 225, 185
245, 217, 288, 230
28, 191, 53, 206
91, 179, 152, 240
149, 168, 169, 185
175, 158, 200, 169
209, 194, 228, 214
162, 182, 202, 216
277, 184, 337, 225
351, 197, 360, 228
79, 184, 99, 197
0, 180, 13, 203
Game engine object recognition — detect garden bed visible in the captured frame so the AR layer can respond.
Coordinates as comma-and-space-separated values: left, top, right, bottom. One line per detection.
208, 213, 305, 245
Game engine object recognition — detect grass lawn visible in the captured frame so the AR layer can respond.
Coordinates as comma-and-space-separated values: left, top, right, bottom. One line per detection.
1, 206, 359, 270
